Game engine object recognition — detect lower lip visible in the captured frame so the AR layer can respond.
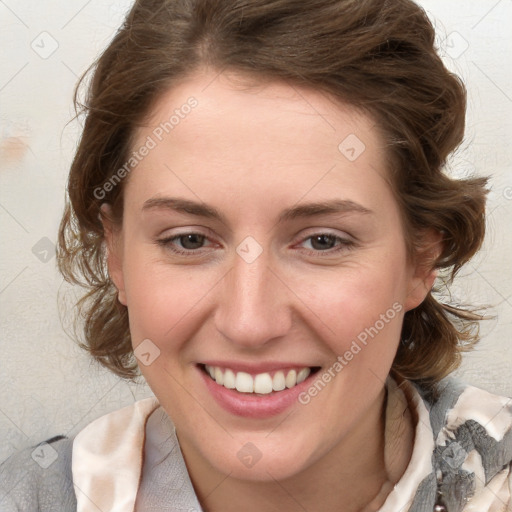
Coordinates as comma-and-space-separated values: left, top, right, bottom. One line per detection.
198, 366, 318, 419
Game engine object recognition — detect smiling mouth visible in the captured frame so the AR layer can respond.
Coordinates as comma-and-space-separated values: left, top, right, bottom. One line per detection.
200, 364, 321, 395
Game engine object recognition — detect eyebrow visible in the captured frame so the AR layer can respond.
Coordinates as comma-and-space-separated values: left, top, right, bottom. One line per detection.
278, 199, 373, 222
142, 197, 373, 224
142, 197, 229, 224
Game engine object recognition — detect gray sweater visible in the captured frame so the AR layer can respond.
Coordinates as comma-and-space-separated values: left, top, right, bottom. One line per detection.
0, 435, 76, 511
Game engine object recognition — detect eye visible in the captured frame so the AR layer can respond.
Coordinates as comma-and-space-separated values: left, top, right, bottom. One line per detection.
157, 232, 215, 255
174, 233, 206, 250
298, 233, 355, 254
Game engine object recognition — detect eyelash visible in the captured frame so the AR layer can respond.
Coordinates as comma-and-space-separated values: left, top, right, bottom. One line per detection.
157, 233, 216, 256
156, 231, 356, 257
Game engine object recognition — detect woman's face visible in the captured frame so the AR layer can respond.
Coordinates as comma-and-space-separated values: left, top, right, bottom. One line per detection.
106, 69, 434, 482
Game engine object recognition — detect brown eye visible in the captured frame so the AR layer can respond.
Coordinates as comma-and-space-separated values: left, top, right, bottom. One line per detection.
298, 232, 356, 256
157, 232, 214, 255
177, 233, 206, 250
309, 234, 338, 251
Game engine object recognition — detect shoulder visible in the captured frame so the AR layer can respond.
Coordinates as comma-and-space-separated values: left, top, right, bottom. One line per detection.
0, 398, 159, 512
419, 378, 512, 453
416, 378, 512, 510
0, 435, 77, 512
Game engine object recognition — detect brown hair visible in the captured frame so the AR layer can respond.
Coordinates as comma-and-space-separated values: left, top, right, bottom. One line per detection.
58, 0, 489, 386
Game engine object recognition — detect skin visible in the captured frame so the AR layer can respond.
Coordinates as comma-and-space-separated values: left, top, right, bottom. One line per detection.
103, 67, 440, 512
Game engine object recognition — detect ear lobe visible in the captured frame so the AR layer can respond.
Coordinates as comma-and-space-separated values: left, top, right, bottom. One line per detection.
100, 204, 127, 306
404, 229, 443, 312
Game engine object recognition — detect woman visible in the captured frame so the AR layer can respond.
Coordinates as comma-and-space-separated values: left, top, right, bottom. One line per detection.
1, 0, 511, 511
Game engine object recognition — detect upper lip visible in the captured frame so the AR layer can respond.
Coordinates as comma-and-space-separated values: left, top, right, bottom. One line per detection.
199, 361, 319, 374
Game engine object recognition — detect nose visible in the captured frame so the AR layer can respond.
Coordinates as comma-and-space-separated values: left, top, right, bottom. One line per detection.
214, 249, 292, 349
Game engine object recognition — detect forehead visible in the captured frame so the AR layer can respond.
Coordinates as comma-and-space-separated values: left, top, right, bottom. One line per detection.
140, 69, 380, 155
127, 69, 392, 215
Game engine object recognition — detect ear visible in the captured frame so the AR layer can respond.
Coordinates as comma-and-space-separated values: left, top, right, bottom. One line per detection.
404, 228, 443, 312
100, 204, 127, 306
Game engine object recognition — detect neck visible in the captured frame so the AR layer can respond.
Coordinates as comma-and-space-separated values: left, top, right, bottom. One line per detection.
181, 387, 393, 512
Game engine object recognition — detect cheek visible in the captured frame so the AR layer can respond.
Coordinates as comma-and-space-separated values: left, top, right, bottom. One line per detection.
292, 253, 409, 359
121, 250, 214, 350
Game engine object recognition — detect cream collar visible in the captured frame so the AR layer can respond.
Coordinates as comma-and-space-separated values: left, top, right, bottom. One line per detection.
71, 378, 435, 512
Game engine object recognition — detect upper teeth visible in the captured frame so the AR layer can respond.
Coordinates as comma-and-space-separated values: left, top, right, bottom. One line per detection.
204, 365, 311, 394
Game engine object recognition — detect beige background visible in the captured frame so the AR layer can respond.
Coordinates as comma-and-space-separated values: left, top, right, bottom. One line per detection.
0, 0, 511, 464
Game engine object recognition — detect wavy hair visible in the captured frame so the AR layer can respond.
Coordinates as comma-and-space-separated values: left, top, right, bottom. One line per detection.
58, 0, 489, 385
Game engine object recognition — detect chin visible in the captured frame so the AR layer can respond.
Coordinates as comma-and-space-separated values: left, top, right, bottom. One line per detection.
204, 434, 317, 482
